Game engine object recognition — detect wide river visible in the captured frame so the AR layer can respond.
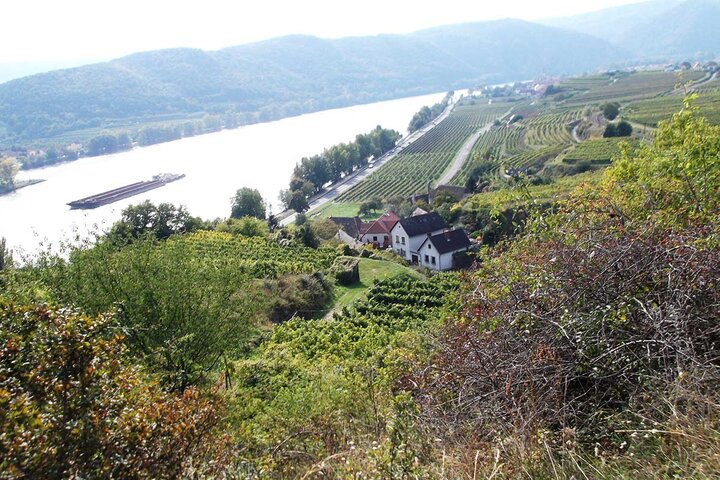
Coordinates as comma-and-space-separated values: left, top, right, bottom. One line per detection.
0, 92, 445, 254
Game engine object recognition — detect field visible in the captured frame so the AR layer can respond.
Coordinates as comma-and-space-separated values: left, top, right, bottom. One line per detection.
312, 69, 712, 218
328, 258, 422, 317
560, 138, 640, 165
626, 90, 720, 126
334, 99, 511, 202
168, 230, 340, 277
562, 70, 705, 105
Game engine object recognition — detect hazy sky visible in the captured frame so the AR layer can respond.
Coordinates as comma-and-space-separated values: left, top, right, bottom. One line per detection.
1, 0, 645, 63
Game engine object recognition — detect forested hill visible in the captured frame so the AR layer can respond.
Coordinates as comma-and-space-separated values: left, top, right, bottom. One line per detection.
0, 19, 623, 145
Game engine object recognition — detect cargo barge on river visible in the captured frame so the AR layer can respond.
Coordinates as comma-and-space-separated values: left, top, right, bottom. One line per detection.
67, 173, 185, 209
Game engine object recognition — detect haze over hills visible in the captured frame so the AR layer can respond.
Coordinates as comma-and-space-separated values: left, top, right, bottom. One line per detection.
543, 0, 720, 60
0, 19, 623, 146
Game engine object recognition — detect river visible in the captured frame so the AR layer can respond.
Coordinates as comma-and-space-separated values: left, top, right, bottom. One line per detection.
0, 92, 446, 254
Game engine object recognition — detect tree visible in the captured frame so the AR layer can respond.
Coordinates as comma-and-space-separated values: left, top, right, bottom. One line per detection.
603, 120, 632, 138
231, 187, 266, 219
39, 234, 266, 391
110, 201, 203, 242
86, 134, 119, 156
217, 216, 268, 237
601, 102, 620, 120
0, 157, 20, 193
281, 189, 310, 213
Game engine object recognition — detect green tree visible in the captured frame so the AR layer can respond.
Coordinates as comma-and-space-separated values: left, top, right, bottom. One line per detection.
0, 157, 20, 193
231, 187, 266, 219
39, 235, 265, 390
601, 102, 620, 120
110, 201, 203, 242
217, 216, 268, 237
86, 134, 119, 156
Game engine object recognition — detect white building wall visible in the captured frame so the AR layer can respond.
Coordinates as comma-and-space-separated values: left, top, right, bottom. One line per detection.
390, 223, 411, 260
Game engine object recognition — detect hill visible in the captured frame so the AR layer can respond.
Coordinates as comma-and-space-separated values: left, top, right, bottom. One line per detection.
543, 0, 720, 60
0, 20, 624, 147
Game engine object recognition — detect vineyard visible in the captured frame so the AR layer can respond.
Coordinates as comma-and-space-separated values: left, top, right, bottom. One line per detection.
165, 230, 340, 278
335, 100, 511, 201
626, 90, 720, 126
449, 107, 581, 186
313, 70, 712, 216
261, 272, 460, 361
562, 70, 705, 106
560, 138, 639, 165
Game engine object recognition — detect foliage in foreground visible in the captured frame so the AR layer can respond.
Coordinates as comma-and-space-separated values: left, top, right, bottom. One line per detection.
0, 303, 220, 479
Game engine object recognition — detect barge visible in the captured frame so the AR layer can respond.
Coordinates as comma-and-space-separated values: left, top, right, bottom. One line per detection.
67, 173, 186, 209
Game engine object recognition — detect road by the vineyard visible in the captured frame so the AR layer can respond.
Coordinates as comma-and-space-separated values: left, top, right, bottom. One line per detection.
433, 107, 514, 187
278, 94, 461, 226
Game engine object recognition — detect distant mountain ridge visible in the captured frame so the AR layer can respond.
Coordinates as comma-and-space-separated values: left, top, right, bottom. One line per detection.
543, 0, 720, 60
0, 19, 624, 146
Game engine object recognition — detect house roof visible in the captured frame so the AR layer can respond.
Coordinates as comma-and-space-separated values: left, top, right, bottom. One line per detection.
363, 211, 400, 235
330, 216, 363, 238
412, 207, 428, 216
397, 212, 448, 237
424, 229, 471, 255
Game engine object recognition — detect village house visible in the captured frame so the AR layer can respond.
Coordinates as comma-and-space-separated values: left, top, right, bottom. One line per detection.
358, 211, 400, 248
390, 212, 448, 264
330, 216, 364, 246
417, 228, 471, 271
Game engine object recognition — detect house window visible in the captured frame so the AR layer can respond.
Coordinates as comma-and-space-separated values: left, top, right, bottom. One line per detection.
424, 255, 429, 263
395, 235, 399, 243
401, 237, 405, 245
373, 236, 377, 242
431, 256, 436, 265
428, 244, 432, 250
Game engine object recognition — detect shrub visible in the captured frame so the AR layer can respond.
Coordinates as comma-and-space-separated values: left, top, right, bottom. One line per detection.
0, 303, 220, 478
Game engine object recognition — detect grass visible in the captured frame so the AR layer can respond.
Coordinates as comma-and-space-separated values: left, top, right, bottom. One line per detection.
327, 258, 422, 317
309, 201, 381, 220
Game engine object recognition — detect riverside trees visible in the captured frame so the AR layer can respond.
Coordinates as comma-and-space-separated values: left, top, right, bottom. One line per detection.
281, 125, 400, 212
0, 157, 19, 193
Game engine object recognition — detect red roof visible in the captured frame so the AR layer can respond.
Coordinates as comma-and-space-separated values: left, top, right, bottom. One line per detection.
363, 211, 399, 235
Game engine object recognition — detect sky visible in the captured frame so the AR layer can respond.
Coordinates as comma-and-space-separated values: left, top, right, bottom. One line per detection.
0, 0, 646, 64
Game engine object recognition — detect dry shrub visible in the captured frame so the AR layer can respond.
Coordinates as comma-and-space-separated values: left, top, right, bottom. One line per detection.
408, 224, 720, 454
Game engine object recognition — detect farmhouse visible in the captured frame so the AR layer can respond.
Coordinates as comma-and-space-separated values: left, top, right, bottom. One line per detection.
358, 211, 400, 248
417, 229, 471, 271
329, 216, 364, 245
390, 212, 448, 264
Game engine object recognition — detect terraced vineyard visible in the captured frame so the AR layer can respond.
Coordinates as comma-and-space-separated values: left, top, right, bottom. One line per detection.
563, 71, 705, 106
626, 90, 720, 126
560, 138, 639, 165
335, 100, 510, 201
315, 70, 712, 216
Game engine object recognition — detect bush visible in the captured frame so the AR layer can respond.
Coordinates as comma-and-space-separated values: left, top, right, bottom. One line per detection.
0, 303, 221, 478
266, 272, 333, 322
331, 256, 360, 285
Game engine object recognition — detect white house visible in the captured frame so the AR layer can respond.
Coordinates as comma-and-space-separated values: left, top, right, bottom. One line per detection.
417, 229, 471, 271
390, 212, 448, 264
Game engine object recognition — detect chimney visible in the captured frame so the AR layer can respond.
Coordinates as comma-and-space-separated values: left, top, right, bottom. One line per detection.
445, 230, 451, 241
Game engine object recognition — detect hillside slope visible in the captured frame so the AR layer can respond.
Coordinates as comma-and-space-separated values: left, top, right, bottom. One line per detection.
0, 20, 624, 145
542, 0, 720, 60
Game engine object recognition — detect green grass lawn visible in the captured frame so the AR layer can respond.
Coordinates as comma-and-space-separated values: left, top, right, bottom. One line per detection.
327, 258, 422, 317
309, 201, 380, 220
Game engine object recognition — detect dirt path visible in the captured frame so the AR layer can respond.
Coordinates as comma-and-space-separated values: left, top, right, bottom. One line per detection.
434, 107, 514, 187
